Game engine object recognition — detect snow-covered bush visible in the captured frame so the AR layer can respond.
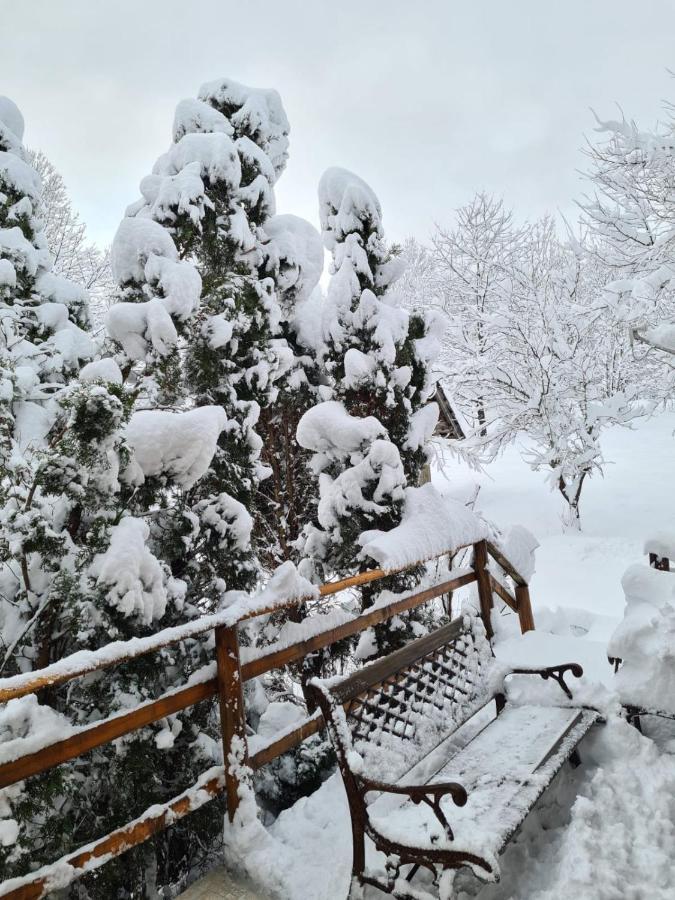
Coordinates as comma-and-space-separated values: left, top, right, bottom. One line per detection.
609, 563, 675, 715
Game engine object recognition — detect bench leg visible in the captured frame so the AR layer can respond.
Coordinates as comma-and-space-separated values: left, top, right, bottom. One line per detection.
349, 817, 367, 898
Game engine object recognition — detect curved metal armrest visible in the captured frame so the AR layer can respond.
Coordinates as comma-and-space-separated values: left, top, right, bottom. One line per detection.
358, 775, 467, 841
505, 663, 583, 700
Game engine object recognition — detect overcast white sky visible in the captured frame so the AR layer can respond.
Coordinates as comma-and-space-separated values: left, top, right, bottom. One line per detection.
3, 0, 675, 248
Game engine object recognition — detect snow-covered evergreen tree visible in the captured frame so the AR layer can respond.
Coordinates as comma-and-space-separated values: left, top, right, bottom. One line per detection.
122, 78, 295, 597
256, 214, 324, 570
0, 97, 230, 894
298, 169, 440, 656
0, 95, 95, 672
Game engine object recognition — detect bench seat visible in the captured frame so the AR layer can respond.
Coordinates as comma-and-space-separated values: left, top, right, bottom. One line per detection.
368, 704, 597, 874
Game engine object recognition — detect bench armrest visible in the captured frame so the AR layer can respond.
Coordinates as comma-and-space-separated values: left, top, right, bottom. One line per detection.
358, 775, 467, 840
505, 663, 583, 700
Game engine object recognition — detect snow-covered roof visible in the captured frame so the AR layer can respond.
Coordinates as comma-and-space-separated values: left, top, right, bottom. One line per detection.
433, 382, 466, 440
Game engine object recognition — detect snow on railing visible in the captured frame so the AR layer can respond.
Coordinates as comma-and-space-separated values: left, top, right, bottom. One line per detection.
0, 538, 533, 900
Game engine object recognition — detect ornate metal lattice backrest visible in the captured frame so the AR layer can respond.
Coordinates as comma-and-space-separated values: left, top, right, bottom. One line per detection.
311, 614, 495, 781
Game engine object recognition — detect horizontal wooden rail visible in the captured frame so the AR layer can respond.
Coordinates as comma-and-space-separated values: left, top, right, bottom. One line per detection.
0, 675, 218, 789
249, 711, 325, 769
0, 571, 474, 790
0, 767, 226, 900
0, 545, 476, 705
242, 571, 476, 681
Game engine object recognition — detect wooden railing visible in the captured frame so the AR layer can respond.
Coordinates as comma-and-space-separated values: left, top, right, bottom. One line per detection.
0, 538, 533, 900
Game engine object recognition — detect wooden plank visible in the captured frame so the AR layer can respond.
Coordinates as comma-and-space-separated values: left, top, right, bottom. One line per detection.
489, 574, 518, 612
515, 584, 535, 633
328, 618, 466, 706
486, 540, 528, 587
242, 571, 476, 682
0, 676, 218, 790
215, 626, 247, 823
248, 712, 325, 769
473, 540, 494, 639
0, 768, 225, 900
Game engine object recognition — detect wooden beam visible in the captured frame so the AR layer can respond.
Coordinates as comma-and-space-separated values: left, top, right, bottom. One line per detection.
0, 768, 225, 900
515, 584, 535, 633
485, 540, 528, 587
489, 573, 519, 612
473, 540, 494, 639
249, 712, 325, 769
0, 677, 218, 790
215, 625, 247, 823
242, 571, 477, 682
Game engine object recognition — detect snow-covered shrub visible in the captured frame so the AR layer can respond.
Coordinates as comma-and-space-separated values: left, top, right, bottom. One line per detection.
609, 563, 675, 715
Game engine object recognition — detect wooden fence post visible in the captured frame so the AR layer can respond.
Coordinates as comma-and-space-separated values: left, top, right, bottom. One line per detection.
215, 624, 247, 823
515, 584, 535, 633
472, 540, 494, 640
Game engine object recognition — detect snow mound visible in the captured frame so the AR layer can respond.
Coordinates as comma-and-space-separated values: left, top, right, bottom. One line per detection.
0, 151, 41, 199
644, 531, 675, 561
108, 218, 201, 359
501, 524, 539, 583
155, 132, 241, 189
90, 517, 178, 624
79, 358, 123, 385
125, 406, 228, 490
297, 401, 385, 458
265, 214, 324, 302
318, 167, 383, 250
111, 217, 178, 285
172, 97, 233, 141
608, 564, 675, 714
137, 163, 209, 228
198, 76, 290, 179
0, 96, 24, 147
360, 483, 488, 570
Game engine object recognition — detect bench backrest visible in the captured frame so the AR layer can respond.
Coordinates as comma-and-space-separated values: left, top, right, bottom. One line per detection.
310, 614, 495, 786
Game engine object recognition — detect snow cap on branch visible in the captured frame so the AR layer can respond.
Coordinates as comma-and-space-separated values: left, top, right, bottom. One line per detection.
198, 77, 289, 180
124, 406, 228, 490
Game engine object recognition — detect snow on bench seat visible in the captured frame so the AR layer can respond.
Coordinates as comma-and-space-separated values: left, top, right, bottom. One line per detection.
368, 704, 597, 871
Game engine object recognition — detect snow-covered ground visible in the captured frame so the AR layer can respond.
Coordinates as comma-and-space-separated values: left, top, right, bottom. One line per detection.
440, 409, 675, 687
240, 411, 675, 899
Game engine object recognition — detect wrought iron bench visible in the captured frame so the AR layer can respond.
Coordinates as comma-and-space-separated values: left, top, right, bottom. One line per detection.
309, 613, 598, 899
